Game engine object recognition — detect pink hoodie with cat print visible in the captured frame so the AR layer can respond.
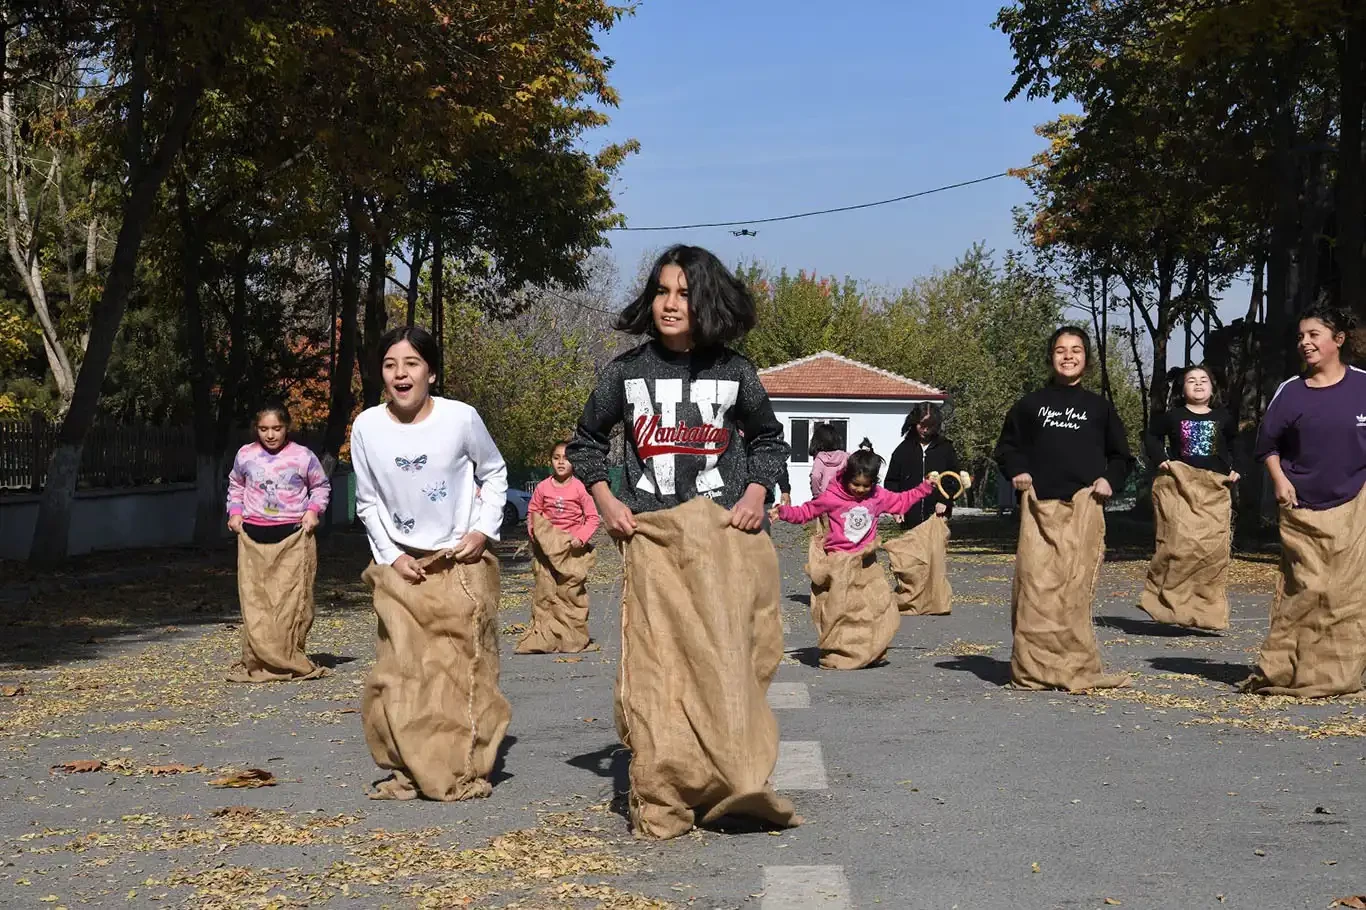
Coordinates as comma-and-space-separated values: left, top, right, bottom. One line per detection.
777, 478, 934, 554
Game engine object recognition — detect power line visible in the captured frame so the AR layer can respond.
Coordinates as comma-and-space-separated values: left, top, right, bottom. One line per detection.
606, 169, 1025, 232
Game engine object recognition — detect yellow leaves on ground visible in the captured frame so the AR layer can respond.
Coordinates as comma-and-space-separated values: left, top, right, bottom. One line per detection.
208, 769, 277, 789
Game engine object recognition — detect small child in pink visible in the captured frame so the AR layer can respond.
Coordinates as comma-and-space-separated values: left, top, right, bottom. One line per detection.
807, 421, 849, 497
226, 404, 330, 543
771, 449, 932, 553
528, 442, 600, 546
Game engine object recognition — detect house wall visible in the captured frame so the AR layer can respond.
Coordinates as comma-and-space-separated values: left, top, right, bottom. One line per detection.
0, 473, 356, 561
770, 398, 932, 505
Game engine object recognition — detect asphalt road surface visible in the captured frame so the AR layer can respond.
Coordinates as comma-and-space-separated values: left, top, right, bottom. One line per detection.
0, 515, 1361, 909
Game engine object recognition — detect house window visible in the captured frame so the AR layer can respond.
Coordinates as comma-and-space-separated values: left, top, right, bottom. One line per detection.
790, 420, 810, 463
789, 418, 848, 464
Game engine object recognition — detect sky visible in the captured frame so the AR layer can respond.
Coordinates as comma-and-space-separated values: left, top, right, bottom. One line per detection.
589, 0, 1063, 295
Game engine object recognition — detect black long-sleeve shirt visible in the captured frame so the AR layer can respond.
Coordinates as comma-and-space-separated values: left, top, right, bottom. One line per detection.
993, 383, 1134, 502
567, 341, 790, 513
885, 435, 960, 527
1143, 405, 1238, 474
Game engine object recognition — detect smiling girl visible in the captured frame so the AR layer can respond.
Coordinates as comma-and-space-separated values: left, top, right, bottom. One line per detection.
224, 402, 330, 683
1243, 303, 1366, 697
567, 245, 799, 839
348, 325, 512, 801
994, 326, 1134, 692
1139, 365, 1240, 631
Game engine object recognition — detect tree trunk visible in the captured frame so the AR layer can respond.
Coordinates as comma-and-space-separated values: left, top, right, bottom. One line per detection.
28, 65, 205, 566
1338, 19, 1365, 319
361, 235, 388, 408
175, 181, 220, 547
3, 91, 75, 404
1266, 70, 1301, 399
322, 199, 363, 466
430, 226, 444, 395
405, 231, 426, 327
1088, 269, 1112, 401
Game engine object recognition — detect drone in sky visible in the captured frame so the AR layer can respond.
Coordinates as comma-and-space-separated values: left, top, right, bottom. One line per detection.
730, 228, 759, 237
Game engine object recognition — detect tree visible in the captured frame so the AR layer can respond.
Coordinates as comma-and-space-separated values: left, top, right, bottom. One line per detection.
28, 1, 283, 566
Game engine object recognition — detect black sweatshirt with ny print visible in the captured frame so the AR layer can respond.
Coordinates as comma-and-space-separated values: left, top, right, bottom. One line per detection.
567, 341, 790, 513
994, 383, 1135, 502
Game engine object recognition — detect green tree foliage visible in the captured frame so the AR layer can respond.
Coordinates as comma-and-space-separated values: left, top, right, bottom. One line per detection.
740, 245, 1080, 493
442, 298, 611, 475
996, 0, 1366, 424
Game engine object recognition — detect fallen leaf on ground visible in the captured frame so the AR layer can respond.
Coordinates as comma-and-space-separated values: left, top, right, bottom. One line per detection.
1104, 900, 1122, 906
1, 684, 26, 697
1253, 848, 1266, 856
1031, 862, 1040, 873
1330, 898, 1366, 909
210, 806, 259, 818
553, 657, 583, 663
208, 769, 276, 789
145, 764, 198, 775
52, 760, 104, 773
581, 717, 597, 723
338, 708, 358, 714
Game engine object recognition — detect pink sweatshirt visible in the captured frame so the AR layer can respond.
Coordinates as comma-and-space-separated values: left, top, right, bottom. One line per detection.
528, 475, 600, 544
809, 450, 849, 497
226, 441, 330, 525
778, 479, 934, 553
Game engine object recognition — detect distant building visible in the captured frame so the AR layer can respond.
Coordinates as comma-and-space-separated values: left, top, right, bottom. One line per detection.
759, 351, 946, 505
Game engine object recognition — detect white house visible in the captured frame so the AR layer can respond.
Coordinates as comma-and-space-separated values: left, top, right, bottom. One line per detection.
759, 351, 946, 505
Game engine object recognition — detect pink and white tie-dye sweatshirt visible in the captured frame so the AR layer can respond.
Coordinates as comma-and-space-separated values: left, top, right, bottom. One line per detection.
777, 479, 934, 553
226, 441, 330, 526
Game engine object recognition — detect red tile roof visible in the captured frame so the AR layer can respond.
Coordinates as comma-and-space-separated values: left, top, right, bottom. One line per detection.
758, 352, 946, 400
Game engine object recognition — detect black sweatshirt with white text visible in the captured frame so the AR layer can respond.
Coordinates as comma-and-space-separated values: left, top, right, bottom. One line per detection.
993, 383, 1134, 502
567, 341, 790, 513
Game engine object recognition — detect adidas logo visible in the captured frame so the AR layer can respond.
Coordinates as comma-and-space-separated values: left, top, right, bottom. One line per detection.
1358, 414, 1366, 426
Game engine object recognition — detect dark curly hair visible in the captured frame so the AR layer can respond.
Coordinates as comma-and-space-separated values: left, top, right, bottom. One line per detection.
1298, 298, 1358, 362
841, 448, 885, 489
614, 245, 757, 349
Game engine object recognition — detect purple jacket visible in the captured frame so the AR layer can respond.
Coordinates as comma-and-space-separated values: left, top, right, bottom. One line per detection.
1254, 367, 1366, 510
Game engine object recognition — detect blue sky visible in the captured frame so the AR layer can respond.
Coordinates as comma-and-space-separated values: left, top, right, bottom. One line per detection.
590, 0, 1063, 294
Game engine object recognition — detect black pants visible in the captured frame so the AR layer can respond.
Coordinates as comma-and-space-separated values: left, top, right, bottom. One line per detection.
242, 523, 301, 544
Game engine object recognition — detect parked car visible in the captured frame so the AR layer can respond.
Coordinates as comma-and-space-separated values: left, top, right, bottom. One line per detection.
475, 485, 534, 530
503, 488, 533, 528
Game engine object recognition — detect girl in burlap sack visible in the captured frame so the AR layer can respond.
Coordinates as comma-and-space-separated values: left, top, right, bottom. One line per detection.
1243, 303, 1366, 697
518, 441, 601, 653
770, 449, 934, 668
567, 244, 801, 839
994, 326, 1135, 692
349, 326, 512, 801
1140, 365, 1240, 630
225, 402, 330, 683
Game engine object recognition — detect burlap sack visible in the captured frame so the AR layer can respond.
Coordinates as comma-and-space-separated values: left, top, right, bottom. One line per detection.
615, 498, 801, 840
806, 530, 899, 670
361, 550, 511, 801
227, 530, 326, 683
516, 514, 596, 654
884, 515, 952, 616
1010, 488, 1129, 692
1140, 462, 1232, 631
1241, 485, 1366, 698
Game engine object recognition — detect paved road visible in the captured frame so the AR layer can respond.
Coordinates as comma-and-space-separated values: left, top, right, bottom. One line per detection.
0, 517, 1362, 909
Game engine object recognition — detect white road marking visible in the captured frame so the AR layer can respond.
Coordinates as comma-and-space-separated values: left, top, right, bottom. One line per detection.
772, 741, 828, 790
767, 682, 810, 709
761, 865, 852, 909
